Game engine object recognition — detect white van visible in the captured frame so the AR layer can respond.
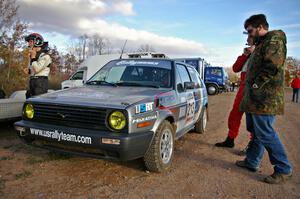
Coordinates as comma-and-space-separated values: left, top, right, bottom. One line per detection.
61, 54, 121, 89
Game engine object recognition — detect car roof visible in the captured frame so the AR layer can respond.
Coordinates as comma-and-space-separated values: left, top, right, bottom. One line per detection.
111, 58, 200, 63
110, 58, 179, 63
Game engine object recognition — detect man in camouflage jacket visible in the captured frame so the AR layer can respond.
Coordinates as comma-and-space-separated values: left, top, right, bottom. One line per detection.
236, 14, 292, 184
240, 31, 286, 114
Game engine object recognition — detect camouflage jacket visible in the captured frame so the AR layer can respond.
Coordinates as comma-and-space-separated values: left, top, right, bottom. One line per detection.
240, 30, 287, 115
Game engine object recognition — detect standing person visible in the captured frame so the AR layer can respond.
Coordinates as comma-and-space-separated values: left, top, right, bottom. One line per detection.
24, 33, 52, 99
231, 81, 235, 92
237, 14, 292, 184
215, 35, 255, 152
291, 74, 300, 103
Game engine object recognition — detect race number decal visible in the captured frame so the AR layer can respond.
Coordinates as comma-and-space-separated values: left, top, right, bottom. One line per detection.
186, 97, 195, 123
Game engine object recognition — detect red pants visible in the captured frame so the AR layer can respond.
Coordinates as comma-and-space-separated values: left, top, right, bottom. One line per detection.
228, 84, 245, 139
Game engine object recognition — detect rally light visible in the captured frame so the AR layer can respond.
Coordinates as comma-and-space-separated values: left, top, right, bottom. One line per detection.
108, 111, 126, 131
24, 104, 34, 119
101, 138, 121, 145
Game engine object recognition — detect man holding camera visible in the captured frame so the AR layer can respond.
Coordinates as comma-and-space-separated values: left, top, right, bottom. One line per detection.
25, 33, 52, 99
237, 14, 292, 184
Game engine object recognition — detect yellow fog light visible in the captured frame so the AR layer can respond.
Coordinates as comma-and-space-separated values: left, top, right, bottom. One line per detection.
24, 104, 34, 119
108, 111, 126, 130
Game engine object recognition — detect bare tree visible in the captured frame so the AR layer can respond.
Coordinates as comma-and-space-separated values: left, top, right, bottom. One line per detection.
105, 39, 112, 54
137, 44, 155, 52
0, 0, 18, 31
88, 34, 105, 56
87, 34, 113, 56
67, 35, 89, 62
80, 34, 88, 61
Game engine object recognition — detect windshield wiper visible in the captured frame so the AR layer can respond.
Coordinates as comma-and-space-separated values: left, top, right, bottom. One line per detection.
115, 81, 160, 88
86, 80, 118, 87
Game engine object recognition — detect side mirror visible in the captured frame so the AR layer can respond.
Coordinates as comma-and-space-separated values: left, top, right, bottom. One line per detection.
177, 84, 184, 92
184, 82, 195, 90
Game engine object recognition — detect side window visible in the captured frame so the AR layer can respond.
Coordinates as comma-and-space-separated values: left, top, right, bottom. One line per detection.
176, 69, 184, 92
187, 67, 202, 88
211, 69, 222, 76
176, 64, 191, 92
176, 64, 191, 83
70, 71, 83, 80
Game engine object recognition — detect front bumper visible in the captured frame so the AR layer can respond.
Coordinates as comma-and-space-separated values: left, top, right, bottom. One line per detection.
14, 120, 154, 161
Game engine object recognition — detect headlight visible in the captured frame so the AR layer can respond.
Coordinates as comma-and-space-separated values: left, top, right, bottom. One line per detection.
108, 111, 126, 131
24, 104, 34, 119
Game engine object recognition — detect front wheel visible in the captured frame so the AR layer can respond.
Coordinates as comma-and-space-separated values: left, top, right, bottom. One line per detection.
207, 84, 219, 95
194, 107, 208, 134
143, 121, 175, 172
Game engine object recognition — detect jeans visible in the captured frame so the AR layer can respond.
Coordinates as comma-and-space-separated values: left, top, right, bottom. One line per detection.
26, 77, 48, 99
245, 113, 292, 174
292, 88, 299, 103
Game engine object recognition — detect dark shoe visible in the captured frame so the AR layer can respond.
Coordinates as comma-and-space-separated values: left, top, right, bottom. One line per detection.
235, 160, 258, 172
237, 148, 247, 156
237, 140, 253, 156
215, 136, 234, 148
264, 172, 292, 184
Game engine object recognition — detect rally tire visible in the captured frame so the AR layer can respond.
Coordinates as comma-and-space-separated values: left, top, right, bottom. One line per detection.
194, 107, 207, 134
143, 121, 175, 172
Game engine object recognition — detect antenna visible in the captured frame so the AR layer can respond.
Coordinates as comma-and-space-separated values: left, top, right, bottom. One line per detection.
120, 40, 128, 59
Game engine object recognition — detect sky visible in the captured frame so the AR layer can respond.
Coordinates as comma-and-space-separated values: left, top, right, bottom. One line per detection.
17, 0, 300, 67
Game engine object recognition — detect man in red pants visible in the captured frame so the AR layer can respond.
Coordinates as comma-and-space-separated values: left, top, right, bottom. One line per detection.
215, 36, 255, 148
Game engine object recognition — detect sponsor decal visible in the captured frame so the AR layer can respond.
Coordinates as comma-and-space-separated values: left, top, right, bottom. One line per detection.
116, 60, 160, 66
135, 102, 154, 114
30, 128, 92, 145
132, 114, 157, 124
194, 91, 202, 120
179, 106, 186, 118
180, 97, 186, 103
186, 95, 195, 123
154, 91, 177, 109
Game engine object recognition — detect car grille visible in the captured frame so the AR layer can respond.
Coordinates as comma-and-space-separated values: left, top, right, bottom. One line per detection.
31, 103, 108, 130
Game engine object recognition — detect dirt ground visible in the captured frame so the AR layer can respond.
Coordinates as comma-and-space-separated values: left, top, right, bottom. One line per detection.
0, 89, 299, 199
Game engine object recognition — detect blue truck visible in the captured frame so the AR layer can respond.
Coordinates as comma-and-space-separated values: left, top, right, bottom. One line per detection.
175, 58, 229, 95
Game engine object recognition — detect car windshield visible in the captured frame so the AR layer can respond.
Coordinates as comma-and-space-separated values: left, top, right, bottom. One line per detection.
87, 60, 173, 88
210, 68, 222, 77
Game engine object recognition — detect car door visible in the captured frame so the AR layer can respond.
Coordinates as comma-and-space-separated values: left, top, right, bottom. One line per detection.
175, 63, 195, 136
187, 66, 204, 123
70, 71, 84, 87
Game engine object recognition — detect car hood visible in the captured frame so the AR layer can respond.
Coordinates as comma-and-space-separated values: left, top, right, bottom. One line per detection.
29, 85, 170, 108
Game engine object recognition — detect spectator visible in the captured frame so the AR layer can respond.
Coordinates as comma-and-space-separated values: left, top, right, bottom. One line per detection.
291, 74, 300, 103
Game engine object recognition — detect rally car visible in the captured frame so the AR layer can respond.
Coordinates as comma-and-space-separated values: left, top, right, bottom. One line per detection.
14, 58, 208, 172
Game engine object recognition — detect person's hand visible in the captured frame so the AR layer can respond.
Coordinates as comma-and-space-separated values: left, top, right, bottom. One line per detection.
243, 48, 250, 56
23, 68, 29, 74
247, 45, 255, 53
243, 46, 255, 56
30, 48, 37, 59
